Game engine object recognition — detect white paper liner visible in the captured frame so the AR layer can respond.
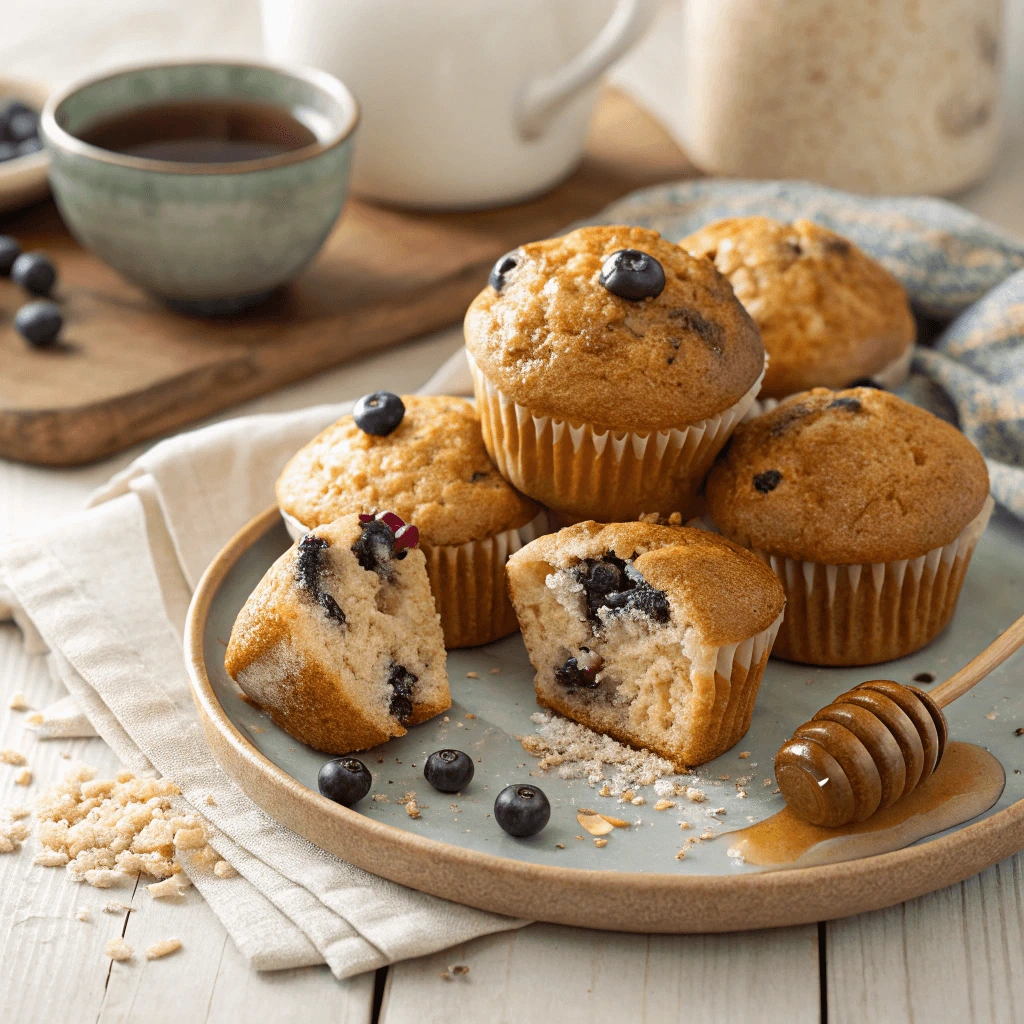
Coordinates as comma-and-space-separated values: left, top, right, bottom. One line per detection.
743, 494, 993, 665
468, 350, 766, 523
281, 508, 550, 647
743, 344, 914, 420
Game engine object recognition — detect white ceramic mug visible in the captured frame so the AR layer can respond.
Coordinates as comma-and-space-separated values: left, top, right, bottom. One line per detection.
260, 0, 660, 208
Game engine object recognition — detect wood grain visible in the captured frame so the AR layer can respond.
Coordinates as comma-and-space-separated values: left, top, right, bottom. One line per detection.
379, 923, 821, 1024
826, 855, 1024, 1023
0, 88, 693, 468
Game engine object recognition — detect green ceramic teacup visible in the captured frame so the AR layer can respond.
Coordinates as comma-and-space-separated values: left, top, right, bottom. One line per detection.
41, 61, 358, 315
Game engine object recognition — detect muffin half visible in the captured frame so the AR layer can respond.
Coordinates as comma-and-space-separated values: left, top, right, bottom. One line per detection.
507, 522, 785, 768
277, 394, 544, 648
705, 388, 992, 665
682, 217, 915, 400
225, 512, 449, 754
465, 225, 766, 524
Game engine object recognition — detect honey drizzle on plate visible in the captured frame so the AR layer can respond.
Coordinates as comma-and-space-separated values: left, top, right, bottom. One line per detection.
724, 743, 1005, 869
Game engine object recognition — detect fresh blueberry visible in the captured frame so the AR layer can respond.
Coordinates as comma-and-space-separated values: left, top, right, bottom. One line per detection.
7, 109, 39, 144
599, 248, 666, 301
0, 235, 20, 276
489, 250, 519, 292
14, 300, 62, 348
846, 377, 884, 390
318, 757, 372, 807
424, 749, 475, 793
494, 783, 550, 837
15, 137, 43, 157
753, 470, 783, 494
0, 142, 16, 162
11, 251, 57, 296
353, 391, 405, 436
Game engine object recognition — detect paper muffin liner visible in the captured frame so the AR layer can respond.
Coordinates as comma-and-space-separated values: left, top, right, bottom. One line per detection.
282, 509, 549, 648
745, 343, 913, 420
688, 609, 785, 765
740, 495, 993, 666
468, 350, 766, 524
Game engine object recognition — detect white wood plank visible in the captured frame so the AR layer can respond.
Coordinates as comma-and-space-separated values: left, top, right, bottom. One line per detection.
827, 856, 1024, 1023
380, 922, 820, 1024
99, 884, 374, 1024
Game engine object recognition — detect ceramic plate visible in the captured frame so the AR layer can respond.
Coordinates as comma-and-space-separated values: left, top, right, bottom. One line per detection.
185, 505, 1024, 931
0, 78, 49, 215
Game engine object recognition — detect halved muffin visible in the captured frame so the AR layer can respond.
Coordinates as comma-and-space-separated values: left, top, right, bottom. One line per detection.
225, 512, 449, 754
507, 522, 785, 768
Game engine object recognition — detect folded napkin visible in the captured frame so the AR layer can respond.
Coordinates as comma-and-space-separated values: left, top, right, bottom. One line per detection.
2, 181, 1023, 977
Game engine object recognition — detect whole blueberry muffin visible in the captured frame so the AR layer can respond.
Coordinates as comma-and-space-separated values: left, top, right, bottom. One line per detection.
681, 217, 915, 400
705, 387, 992, 665
464, 225, 766, 523
506, 521, 785, 767
225, 512, 449, 754
276, 393, 544, 648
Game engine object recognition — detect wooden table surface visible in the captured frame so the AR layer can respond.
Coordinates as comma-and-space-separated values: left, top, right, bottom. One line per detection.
3, 2, 1024, 1021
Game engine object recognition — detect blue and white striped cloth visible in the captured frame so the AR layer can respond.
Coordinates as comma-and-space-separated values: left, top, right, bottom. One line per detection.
591, 180, 1024, 521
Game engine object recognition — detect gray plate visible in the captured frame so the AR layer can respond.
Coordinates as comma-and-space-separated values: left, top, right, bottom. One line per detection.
203, 509, 1024, 876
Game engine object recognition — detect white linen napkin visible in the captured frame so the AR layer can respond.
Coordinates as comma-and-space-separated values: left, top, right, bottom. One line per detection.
0, 347, 522, 979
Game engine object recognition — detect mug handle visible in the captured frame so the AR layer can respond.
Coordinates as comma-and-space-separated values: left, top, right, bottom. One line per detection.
515, 0, 662, 141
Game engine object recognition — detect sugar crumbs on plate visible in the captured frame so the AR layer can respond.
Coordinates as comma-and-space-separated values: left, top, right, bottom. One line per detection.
519, 711, 684, 795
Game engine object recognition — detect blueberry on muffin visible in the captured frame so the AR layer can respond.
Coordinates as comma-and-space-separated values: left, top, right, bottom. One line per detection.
507, 521, 785, 767
276, 394, 544, 648
705, 387, 992, 665
681, 217, 915, 400
465, 225, 766, 524
224, 512, 449, 754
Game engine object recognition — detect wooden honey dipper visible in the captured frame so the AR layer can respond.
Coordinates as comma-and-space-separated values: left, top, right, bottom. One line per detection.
775, 610, 1024, 827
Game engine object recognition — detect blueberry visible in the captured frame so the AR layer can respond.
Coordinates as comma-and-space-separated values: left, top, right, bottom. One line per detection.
15, 137, 42, 157
575, 553, 669, 625
0, 142, 16, 162
494, 783, 550, 837
554, 652, 600, 690
14, 301, 62, 348
828, 396, 862, 412
295, 534, 346, 625
753, 470, 783, 494
599, 248, 666, 301
7, 110, 39, 144
0, 235, 20, 276
846, 377, 884, 390
387, 664, 417, 724
424, 749, 475, 793
318, 757, 372, 807
352, 518, 397, 577
11, 252, 57, 296
353, 391, 405, 436
489, 250, 518, 292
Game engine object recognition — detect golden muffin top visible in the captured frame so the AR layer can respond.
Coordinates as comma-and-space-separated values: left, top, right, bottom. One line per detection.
681, 217, 915, 399
705, 387, 990, 564
508, 520, 785, 647
464, 225, 765, 432
276, 395, 539, 547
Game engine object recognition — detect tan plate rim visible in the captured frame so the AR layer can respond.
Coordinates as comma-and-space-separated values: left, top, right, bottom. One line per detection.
184, 505, 1024, 932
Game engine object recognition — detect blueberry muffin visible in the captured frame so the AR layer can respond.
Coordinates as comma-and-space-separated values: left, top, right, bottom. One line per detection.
681, 217, 915, 400
705, 388, 992, 665
276, 393, 544, 648
506, 521, 785, 767
225, 512, 449, 754
465, 225, 766, 524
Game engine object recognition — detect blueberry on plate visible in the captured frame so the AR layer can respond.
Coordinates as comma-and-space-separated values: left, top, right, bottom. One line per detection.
14, 300, 62, 348
424, 749, 475, 793
0, 235, 20, 276
494, 783, 550, 837
15, 137, 43, 157
599, 248, 666, 301
353, 391, 405, 436
0, 142, 16, 163
7, 108, 40, 144
318, 757, 372, 807
11, 251, 57, 296
489, 250, 519, 292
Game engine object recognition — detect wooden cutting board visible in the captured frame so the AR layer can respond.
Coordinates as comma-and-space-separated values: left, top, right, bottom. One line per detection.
0, 88, 693, 467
